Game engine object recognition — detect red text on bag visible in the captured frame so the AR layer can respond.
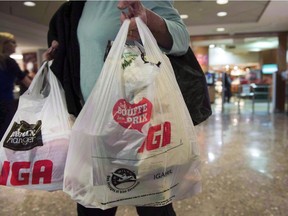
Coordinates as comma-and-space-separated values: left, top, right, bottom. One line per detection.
113, 98, 152, 132
138, 121, 171, 153
0, 160, 53, 186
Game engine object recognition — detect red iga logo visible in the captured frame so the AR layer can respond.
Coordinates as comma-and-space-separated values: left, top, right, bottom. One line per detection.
112, 98, 152, 132
138, 121, 171, 153
0, 160, 52, 186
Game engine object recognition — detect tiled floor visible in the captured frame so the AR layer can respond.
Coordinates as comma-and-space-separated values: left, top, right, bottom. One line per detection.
1, 97, 287, 216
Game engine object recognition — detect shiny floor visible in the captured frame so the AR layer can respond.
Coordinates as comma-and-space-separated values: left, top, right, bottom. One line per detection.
1, 97, 288, 216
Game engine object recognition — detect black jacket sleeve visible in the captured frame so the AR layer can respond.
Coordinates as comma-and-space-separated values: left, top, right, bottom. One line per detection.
47, 1, 85, 117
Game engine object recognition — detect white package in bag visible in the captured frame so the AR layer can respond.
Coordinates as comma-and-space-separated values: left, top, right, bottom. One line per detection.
63, 18, 201, 209
0, 61, 73, 191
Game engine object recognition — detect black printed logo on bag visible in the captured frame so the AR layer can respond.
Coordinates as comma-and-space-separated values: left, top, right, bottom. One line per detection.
107, 168, 139, 193
3, 120, 43, 151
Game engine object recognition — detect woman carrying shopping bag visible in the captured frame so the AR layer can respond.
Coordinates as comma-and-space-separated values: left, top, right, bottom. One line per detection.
43, 1, 200, 216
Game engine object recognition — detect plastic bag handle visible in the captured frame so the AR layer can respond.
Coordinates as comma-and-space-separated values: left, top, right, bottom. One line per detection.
135, 17, 163, 57
27, 61, 49, 94
104, 19, 130, 63
135, 17, 180, 90
27, 61, 70, 130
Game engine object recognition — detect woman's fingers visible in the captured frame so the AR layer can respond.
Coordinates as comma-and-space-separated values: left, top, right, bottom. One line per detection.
118, 1, 147, 40
42, 40, 59, 61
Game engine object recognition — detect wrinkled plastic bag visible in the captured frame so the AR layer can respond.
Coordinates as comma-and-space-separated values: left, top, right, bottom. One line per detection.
63, 18, 201, 209
0, 61, 73, 191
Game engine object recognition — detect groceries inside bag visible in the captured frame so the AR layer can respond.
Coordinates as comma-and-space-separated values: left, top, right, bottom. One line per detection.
63, 18, 201, 209
0, 62, 73, 191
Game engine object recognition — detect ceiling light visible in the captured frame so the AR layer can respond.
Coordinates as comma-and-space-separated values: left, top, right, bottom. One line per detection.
217, 0, 229, 5
10, 54, 23, 60
217, 12, 227, 17
209, 44, 216, 48
23, 1, 36, 7
180, 14, 189, 19
216, 27, 225, 32
249, 48, 261, 52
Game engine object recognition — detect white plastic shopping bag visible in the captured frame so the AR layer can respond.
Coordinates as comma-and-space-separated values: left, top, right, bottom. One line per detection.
0, 61, 73, 191
63, 18, 201, 209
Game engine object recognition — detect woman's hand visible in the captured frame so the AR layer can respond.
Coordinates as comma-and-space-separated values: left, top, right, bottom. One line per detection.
118, 0, 147, 40
42, 40, 59, 61
117, 0, 173, 50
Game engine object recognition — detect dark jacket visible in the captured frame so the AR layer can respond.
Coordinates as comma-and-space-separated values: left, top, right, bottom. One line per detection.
48, 1, 85, 117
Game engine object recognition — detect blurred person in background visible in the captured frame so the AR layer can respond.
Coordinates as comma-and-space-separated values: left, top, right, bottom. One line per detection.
0, 32, 31, 139
223, 72, 232, 103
